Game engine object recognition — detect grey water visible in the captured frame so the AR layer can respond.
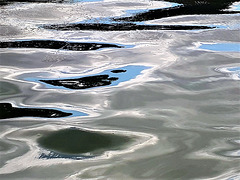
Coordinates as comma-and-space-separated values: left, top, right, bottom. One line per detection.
0, 0, 240, 179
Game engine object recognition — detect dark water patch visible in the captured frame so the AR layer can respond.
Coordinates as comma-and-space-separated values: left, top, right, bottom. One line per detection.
40, 75, 119, 89
111, 69, 126, 73
0, 0, 102, 6
0, 0, 63, 6
43, 23, 213, 31
0, 40, 122, 51
0, 103, 72, 119
41, 0, 240, 31
114, 0, 239, 22
37, 128, 131, 158
199, 43, 240, 52
38, 65, 150, 90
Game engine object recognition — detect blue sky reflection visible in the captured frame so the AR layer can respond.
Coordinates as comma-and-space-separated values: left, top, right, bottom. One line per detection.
200, 43, 240, 52
37, 65, 150, 90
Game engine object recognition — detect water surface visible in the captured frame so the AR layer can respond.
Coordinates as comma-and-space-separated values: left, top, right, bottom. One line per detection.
0, 0, 240, 179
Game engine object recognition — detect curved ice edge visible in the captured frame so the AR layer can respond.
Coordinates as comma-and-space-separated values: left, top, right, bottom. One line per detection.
0, 126, 158, 174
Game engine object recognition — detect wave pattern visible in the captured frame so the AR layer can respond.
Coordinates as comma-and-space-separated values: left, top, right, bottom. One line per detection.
0, 0, 239, 179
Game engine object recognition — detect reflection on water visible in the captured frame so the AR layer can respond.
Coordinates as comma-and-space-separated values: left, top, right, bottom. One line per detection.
0, 103, 76, 119
0, 40, 122, 51
72, 0, 102, 2
44, 23, 213, 31
111, 69, 126, 73
0, 81, 20, 97
217, 66, 240, 80
0, 0, 62, 6
39, 150, 93, 160
0, 0, 240, 179
200, 43, 240, 52
41, 75, 119, 89
230, 2, 240, 11
38, 128, 132, 158
115, 0, 239, 22
42, 0, 240, 31
0, 0, 102, 6
39, 65, 150, 90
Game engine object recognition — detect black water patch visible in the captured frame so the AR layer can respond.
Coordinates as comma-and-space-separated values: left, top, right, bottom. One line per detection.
40, 75, 119, 89
0, 103, 72, 119
0, 0, 65, 6
114, 0, 239, 22
0, 0, 102, 6
41, 0, 240, 31
0, 40, 122, 51
43, 23, 213, 31
111, 69, 126, 73
37, 128, 131, 158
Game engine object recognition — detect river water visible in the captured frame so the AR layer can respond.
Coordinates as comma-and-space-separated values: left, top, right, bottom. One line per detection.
0, 0, 240, 179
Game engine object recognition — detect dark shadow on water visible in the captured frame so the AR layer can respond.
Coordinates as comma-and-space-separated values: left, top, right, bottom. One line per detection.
114, 0, 239, 22
0, 40, 122, 51
39, 65, 150, 90
38, 128, 132, 159
0, 0, 63, 6
111, 69, 127, 73
41, 75, 119, 89
0, 0, 102, 6
42, 0, 239, 31
43, 23, 213, 31
0, 103, 72, 119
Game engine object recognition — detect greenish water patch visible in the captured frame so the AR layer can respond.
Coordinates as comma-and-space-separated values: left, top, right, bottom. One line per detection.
0, 81, 20, 97
37, 128, 132, 158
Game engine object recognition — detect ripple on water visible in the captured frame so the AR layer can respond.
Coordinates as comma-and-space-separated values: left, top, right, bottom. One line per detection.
37, 128, 133, 159
114, 0, 239, 22
216, 66, 240, 80
42, 0, 239, 31
215, 139, 240, 158
0, 81, 21, 97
